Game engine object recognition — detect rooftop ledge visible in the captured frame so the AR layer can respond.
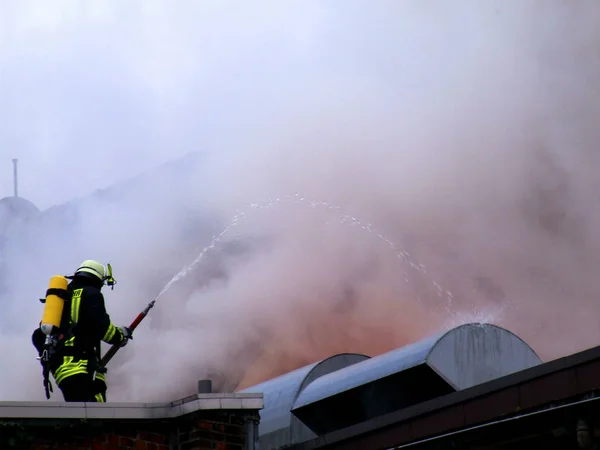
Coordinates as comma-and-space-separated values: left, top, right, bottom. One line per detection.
0, 393, 264, 421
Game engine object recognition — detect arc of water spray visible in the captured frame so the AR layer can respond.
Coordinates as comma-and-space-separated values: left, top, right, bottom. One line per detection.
153, 193, 456, 313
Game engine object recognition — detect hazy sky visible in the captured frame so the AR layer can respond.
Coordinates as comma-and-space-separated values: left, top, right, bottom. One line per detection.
1, 1, 600, 402
0, 0, 329, 208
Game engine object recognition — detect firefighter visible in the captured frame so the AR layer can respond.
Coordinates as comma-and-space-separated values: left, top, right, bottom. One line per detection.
42, 260, 132, 402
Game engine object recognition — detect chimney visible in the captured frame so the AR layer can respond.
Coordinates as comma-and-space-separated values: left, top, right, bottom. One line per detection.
197, 379, 212, 394
12, 158, 18, 197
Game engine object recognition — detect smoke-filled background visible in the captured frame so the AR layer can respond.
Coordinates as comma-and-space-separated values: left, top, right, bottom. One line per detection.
1, 0, 600, 401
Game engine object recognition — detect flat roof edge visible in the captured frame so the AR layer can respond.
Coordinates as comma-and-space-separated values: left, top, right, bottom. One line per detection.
0, 393, 264, 421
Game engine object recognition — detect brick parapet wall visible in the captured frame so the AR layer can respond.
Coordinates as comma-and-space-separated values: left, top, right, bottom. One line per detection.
0, 419, 171, 450
0, 409, 260, 450
177, 410, 260, 450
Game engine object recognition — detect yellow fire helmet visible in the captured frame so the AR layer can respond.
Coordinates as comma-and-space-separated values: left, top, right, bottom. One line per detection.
74, 259, 117, 289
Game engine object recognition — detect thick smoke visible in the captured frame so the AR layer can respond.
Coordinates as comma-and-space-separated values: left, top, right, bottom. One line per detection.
1, 1, 600, 402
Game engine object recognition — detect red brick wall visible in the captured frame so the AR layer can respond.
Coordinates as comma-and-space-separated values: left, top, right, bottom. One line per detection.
177, 415, 248, 450
0, 410, 258, 450
28, 432, 169, 450
1, 423, 171, 450
91, 430, 170, 450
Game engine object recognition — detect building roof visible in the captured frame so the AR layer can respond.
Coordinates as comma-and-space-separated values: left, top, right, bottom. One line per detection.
0, 392, 263, 421
0, 195, 39, 236
1, 150, 210, 244
0, 196, 39, 215
291, 323, 541, 437
238, 323, 541, 449
285, 342, 600, 450
239, 353, 369, 448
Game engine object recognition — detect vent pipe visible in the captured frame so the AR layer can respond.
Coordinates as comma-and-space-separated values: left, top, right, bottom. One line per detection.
12, 159, 18, 197
198, 379, 212, 394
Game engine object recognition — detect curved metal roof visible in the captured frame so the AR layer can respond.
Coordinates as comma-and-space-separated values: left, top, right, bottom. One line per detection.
0, 196, 39, 235
426, 322, 542, 389
291, 332, 444, 411
0, 196, 39, 214
239, 353, 369, 447
292, 323, 542, 425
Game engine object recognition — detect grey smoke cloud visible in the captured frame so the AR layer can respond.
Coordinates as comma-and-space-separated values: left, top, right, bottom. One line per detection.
1, 1, 600, 402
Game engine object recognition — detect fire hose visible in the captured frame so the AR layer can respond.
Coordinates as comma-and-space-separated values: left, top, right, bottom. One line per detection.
99, 299, 156, 367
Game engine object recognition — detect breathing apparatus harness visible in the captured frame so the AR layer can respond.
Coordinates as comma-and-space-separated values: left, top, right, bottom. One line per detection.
34, 264, 117, 399
36, 285, 71, 399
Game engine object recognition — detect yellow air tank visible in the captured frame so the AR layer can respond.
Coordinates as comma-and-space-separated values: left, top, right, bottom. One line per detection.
40, 275, 69, 336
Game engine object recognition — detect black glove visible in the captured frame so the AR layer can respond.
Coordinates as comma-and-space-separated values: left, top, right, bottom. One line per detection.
118, 326, 133, 346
